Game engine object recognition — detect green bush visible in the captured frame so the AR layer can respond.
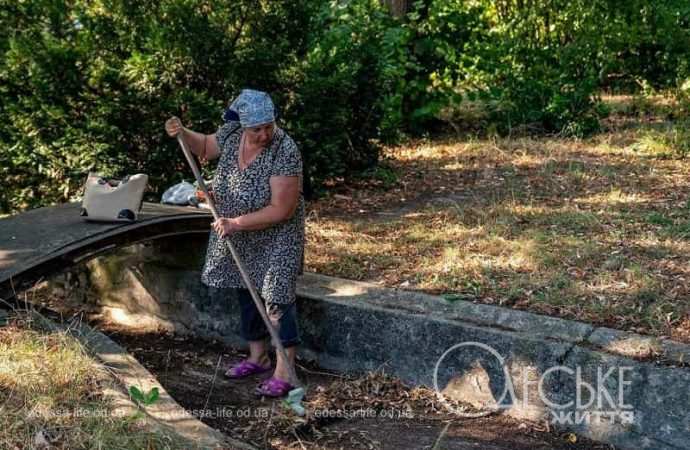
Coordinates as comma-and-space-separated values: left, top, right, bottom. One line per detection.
366, 0, 608, 137
0, 0, 317, 212
389, 0, 688, 137
2, 0, 690, 213
285, 0, 397, 187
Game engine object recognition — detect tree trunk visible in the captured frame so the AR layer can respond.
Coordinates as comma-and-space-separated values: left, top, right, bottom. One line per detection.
381, 0, 410, 18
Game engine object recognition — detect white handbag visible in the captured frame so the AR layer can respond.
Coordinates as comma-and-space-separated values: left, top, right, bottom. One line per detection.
80, 173, 148, 222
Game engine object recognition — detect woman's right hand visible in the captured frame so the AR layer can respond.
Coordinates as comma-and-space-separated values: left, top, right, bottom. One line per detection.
165, 116, 184, 138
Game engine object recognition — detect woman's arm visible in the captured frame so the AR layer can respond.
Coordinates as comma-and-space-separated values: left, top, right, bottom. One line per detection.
235, 175, 300, 230
180, 129, 221, 162
165, 116, 221, 161
211, 175, 300, 236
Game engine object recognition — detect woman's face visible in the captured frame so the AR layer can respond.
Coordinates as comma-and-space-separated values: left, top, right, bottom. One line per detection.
244, 122, 275, 148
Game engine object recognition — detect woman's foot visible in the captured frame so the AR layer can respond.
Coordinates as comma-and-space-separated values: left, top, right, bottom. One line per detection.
225, 347, 271, 379
247, 352, 271, 368
272, 345, 297, 384
271, 367, 291, 383
254, 377, 295, 398
224, 359, 271, 379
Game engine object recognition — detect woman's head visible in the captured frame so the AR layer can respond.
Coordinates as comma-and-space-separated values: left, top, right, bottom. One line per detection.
229, 89, 275, 129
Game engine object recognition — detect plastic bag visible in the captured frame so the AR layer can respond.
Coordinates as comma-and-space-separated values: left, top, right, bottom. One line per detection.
161, 181, 197, 206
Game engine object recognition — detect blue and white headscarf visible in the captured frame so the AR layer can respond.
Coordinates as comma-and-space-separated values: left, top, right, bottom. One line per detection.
226, 89, 275, 128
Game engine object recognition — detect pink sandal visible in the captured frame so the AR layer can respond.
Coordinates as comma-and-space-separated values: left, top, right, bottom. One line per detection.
254, 377, 294, 398
224, 360, 271, 379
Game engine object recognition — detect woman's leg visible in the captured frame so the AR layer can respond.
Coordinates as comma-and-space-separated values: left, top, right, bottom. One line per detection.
247, 340, 271, 368
237, 288, 301, 381
267, 302, 301, 383
236, 288, 271, 368
273, 345, 297, 382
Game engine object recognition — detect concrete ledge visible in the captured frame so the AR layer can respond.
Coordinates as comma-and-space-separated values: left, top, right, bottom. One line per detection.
46, 236, 690, 450
41, 315, 256, 450
296, 273, 690, 450
298, 273, 689, 366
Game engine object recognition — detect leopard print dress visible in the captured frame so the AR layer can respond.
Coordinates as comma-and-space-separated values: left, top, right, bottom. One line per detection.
201, 120, 305, 311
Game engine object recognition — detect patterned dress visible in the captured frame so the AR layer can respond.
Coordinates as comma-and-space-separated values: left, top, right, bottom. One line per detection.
201, 120, 305, 310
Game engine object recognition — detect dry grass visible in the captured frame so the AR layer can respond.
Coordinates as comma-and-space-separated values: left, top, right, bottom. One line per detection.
306, 95, 690, 342
0, 310, 192, 450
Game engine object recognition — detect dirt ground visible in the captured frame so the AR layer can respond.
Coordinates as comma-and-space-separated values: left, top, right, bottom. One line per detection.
98, 323, 616, 450
304, 109, 690, 343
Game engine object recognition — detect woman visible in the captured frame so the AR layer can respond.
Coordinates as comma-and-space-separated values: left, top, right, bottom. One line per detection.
165, 89, 305, 398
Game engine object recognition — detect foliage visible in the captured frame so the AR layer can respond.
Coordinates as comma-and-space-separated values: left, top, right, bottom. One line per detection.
387, 0, 689, 136
393, 0, 608, 136
596, 0, 690, 90
1, 0, 690, 212
0, 0, 315, 212
286, 0, 396, 185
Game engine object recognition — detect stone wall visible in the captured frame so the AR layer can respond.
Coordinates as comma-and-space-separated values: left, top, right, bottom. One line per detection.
48, 235, 246, 348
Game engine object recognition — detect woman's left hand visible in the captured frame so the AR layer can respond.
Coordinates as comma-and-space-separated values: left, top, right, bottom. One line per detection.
267, 305, 282, 329
212, 217, 240, 237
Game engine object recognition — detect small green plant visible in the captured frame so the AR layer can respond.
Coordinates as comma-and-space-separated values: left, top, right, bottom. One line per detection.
129, 386, 160, 406
441, 293, 473, 303
634, 122, 690, 159
666, 221, 690, 239
358, 164, 399, 188
646, 212, 673, 226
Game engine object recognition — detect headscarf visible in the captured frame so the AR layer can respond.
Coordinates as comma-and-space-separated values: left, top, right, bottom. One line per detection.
227, 89, 275, 128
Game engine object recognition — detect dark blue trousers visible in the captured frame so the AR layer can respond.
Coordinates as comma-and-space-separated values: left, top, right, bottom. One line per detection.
235, 288, 301, 348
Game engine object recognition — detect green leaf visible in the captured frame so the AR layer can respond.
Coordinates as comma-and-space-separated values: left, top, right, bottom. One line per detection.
145, 387, 160, 405
130, 385, 160, 405
129, 386, 144, 402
